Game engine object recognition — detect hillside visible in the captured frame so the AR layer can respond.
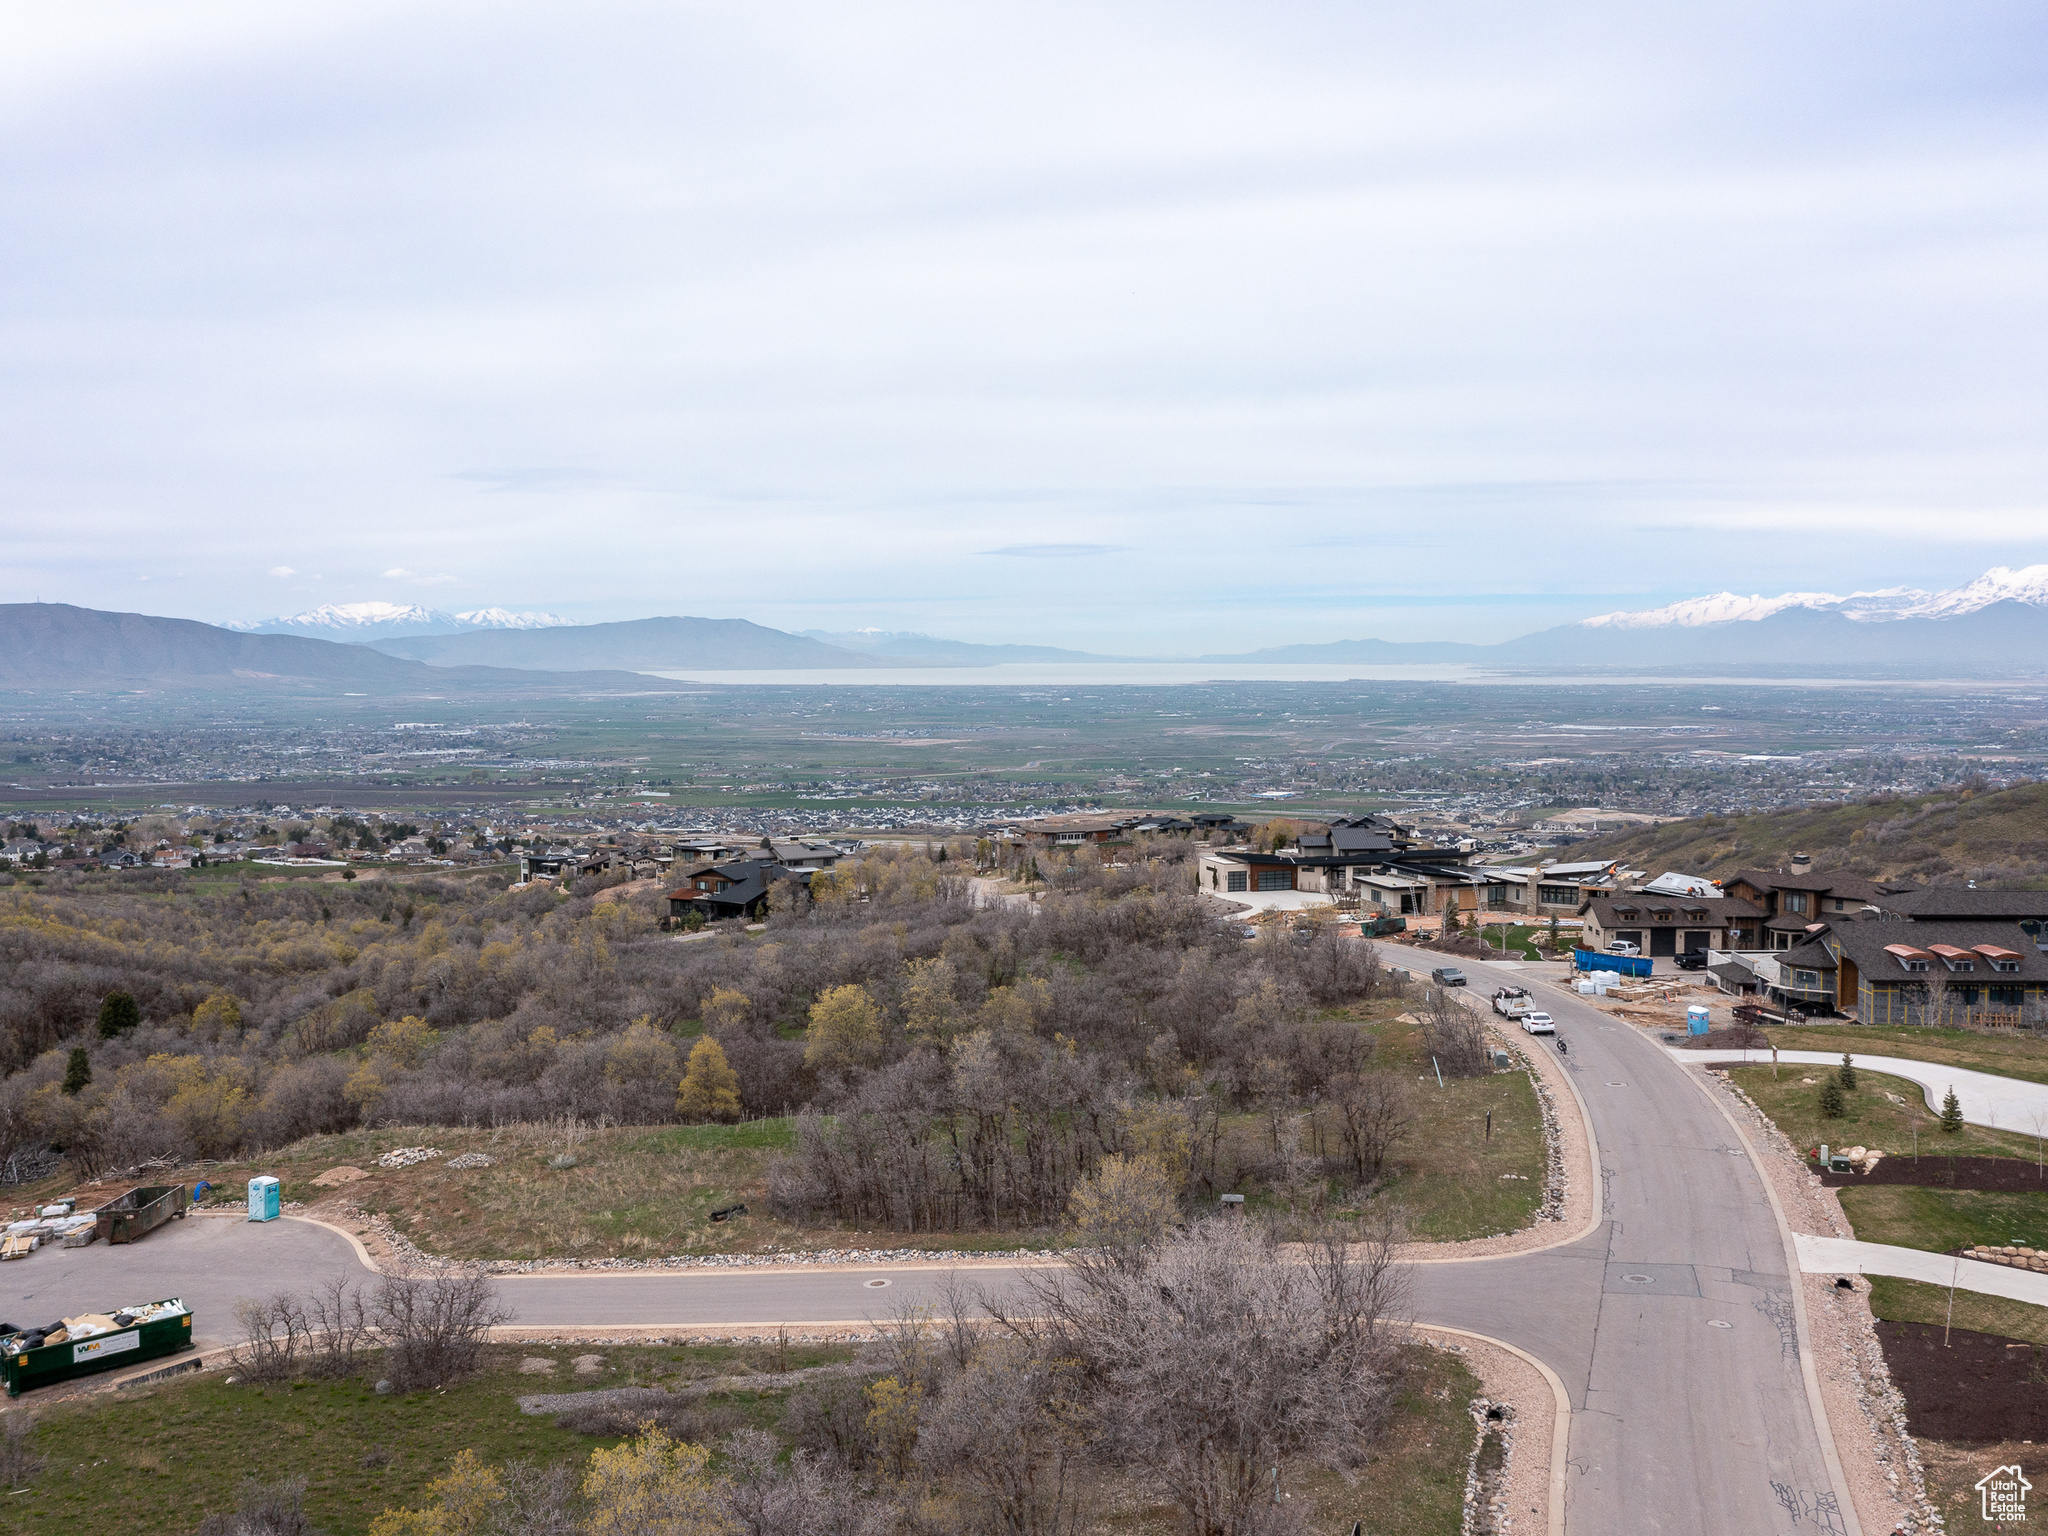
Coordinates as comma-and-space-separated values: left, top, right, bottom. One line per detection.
370, 615, 905, 671
1568, 782, 2048, 888
0, 603, 684, 695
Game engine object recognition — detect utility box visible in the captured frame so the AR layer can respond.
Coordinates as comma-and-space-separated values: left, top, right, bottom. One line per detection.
1687, 1005, 1711, 1035
1493, 1050, 1512, 1069
247, 1176, 280, 1223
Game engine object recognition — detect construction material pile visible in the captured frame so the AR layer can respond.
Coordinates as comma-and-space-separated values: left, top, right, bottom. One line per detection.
375, 1146, 444, 1170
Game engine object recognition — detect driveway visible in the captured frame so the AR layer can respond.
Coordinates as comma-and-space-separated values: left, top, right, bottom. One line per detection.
1677, 1047, 2048, 1134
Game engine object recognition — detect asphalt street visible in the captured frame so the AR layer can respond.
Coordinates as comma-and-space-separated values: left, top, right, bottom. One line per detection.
0, 958, 1854, 1534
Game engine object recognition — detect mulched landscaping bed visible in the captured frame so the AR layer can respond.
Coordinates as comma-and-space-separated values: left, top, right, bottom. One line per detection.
1818, 1155, 2048, 1194
1875, 1321, 2048, 1442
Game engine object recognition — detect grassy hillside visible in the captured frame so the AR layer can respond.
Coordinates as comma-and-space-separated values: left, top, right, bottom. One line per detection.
1567, 781, 2048, 888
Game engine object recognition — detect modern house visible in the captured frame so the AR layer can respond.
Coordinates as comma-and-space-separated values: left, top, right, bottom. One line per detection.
666, 859, 795, 922
1720, 867, 1919, 946
1577, 895, 1768, 957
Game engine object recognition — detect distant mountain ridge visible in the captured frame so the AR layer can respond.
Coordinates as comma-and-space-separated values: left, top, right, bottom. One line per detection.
1577, 564, 2048, 629
0, 604, 682, 695
228, 602, 575, 641
801, 629, 1122, 664
370, 617, 902, 671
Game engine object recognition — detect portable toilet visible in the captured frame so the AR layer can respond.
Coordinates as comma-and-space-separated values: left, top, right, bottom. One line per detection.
247, 1176, 280, 1223
1687, 1005, 1711, 1035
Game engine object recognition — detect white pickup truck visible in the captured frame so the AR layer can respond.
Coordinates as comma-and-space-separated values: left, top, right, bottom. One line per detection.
1491, 987, 1534, 1019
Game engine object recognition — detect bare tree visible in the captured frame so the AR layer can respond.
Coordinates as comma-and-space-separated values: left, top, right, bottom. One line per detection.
372, 1269, 511, 1392
1015, 1217, 1407, 1536
716, 1430, 874, 1536
193, 1476, 318, 1536
0, 1412, 43, 1492
916, 1340, 1082, 1536
306, 1275, 372, 1378
1418, 992, 1490, 1079
230, 1294, 311, 1384
1323, 1071, 1412, 1182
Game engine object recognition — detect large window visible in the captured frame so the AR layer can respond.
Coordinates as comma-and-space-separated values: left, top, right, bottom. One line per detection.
1783, 893, 1807, 914
1226, 871, 1247, 892
1256, 868, 1292, 892
1538, 884, 1577, 906
1486, 884, 1509, 909
1990, 985, 2025, 1006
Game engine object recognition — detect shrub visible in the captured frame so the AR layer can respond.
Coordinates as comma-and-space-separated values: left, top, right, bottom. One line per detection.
372, 1270, 510, 1392
676, 1036, 741, 1122
1818, 1079, 1845, 1118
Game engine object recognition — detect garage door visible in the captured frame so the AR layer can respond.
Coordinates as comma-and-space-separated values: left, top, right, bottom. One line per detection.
1650, 928, 1677, 956
1682, 930, 1712, 954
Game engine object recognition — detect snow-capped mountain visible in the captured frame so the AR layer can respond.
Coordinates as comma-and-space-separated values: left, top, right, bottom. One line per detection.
1578, 565, 2048, 629
226, 602, 575, 641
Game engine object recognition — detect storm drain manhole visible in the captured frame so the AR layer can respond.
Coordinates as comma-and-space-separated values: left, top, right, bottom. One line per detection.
864, 1279, 892, 1288
1707, 1320, 1734, 1329
1624, 1274, 1654, 1284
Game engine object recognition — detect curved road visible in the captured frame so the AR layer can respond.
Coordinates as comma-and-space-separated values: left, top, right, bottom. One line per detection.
0, 959, 1853, 1534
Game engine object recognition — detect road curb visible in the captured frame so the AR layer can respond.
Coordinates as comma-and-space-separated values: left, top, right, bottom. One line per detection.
1412, 1323, 1569, 1536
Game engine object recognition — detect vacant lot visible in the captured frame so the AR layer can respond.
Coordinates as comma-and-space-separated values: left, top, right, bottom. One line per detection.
0, 1340, 1483, 1536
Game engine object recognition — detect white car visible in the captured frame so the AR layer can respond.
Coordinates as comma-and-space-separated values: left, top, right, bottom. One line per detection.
1606, 940, 1641, 956
1520, 1012, 1556, 1035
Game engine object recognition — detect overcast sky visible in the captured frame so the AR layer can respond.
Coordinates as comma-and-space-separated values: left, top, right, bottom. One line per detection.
4, 1, 2046, 649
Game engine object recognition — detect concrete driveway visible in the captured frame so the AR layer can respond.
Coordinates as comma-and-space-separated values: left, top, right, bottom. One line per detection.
1678, 1047, 2048, 1134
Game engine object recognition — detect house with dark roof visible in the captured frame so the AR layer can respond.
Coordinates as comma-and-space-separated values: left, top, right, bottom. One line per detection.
1815, 918, 2048, 1026
1577, 895, 1767, 957
666, 858, 801, 922
1880, 887, 2048, 924
1721, 867, 1919, 944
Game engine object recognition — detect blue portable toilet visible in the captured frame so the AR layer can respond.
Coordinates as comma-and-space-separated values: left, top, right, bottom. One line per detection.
1687, 1005, 1711, 1035
247, 1176, 280, 1222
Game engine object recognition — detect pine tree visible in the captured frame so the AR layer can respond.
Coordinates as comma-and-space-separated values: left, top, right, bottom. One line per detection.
96, 991, 140, 1039
1941, 1086, 1964, 1134
1836, 1052, 1857, 1091
1818, 1078, 1845, 1118
61, 1048, 91, 1097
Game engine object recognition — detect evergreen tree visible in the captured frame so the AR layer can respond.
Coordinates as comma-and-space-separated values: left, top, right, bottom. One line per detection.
1836, 1052, 1857, 1091
1941, 1086, 1964, 1134
1818, 1078, 1845, 1118
96, 991, 140, 1039
61, 1048, 91, 1097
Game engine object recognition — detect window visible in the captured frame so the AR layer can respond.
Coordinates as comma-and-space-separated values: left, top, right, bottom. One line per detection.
1256, 868, 1292, 892
1783, 893, 1807, 914
1898, 958, 1929, 972
1538, 884, 1577, 906
1948, 959, 1975, 972
1226, 871, 1247, 892
1993, 959, 2021, 973
1990, 986, 2025, 1006
1952, 984, 1981, 1006
1487, 884, 1509, 909
1795, 970, 1820, 987
1832, 899, 1847, 911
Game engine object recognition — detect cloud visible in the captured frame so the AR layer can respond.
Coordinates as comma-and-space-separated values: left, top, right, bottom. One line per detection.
383, 567, 460, 586
267, 566, 296, 578
982, 544, 1131, 559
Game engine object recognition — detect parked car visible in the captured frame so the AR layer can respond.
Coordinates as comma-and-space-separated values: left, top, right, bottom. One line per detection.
1431, 967, 1467, 987
1674, 952, 1709, 971
1520, 1012, 1556, 1035
1606, 940, 1641, 956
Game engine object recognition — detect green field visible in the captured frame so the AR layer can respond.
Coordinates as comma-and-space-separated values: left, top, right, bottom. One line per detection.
1838, 1185, 2048, 1255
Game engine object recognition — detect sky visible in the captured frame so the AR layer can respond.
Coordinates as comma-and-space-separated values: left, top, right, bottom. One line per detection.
5, 0, 2048, 650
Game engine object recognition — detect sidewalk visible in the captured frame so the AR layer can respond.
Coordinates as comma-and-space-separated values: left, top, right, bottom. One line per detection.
1671, 1047, 2048, 1134
1795, 1233, 2048, 1306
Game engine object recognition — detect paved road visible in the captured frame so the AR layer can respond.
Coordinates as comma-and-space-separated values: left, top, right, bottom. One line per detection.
0, 958, 1856, 1533
1682, 1046, 2048, 1133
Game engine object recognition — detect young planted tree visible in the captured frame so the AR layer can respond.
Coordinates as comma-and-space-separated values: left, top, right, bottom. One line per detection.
1941, 1086, 1965, 1134
1836, 1052, 1857, 1091
1818, 1078, 1845, 1118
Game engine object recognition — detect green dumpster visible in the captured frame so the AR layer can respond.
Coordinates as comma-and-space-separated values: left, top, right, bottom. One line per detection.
0, 1298, 193, 1396
94, 1184, 189, 1245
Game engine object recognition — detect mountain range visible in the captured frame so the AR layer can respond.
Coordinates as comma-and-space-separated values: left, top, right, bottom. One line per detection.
227, 602, 574, 640
0, 605, 687, 695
